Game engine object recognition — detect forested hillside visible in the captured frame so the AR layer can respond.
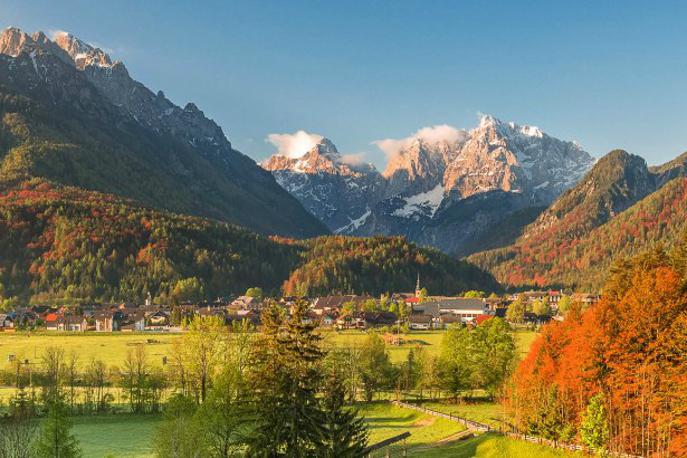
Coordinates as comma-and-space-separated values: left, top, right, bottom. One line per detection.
0, 180, 302, 305
283, 235, 500, 296
469, 146, 687, 290
470, 177, 687, 290
0, 181, 496, 305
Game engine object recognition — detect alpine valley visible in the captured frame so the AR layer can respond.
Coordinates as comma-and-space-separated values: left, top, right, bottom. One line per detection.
0, 27, 495, 303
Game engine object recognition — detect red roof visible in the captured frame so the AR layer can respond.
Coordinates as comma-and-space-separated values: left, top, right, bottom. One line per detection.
475, 314, 493, 325
45, 313, 59, 323
405, 297, 421, 303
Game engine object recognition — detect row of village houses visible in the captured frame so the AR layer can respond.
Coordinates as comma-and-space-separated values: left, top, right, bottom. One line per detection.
0, 290, 600, 333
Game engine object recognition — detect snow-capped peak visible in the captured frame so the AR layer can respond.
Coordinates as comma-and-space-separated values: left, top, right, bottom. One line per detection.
477, 114, 544, 139
52, 31, 114, 69
0, 27, 116, 70
478, 113, 501, 129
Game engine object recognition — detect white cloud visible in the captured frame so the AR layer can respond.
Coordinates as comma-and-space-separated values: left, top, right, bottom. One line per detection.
266, 130, 323, 159
48, 29, 69, 40
339, 152, 366, 166
373, 124, 467, 160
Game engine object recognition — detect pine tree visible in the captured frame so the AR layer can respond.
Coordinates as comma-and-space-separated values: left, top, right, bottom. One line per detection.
246, 300, 326, 456
34, 397, 81, 458
320, 371, 368, 458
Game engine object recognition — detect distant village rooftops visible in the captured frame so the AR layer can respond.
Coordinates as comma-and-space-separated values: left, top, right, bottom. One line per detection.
0, 287, 603, 334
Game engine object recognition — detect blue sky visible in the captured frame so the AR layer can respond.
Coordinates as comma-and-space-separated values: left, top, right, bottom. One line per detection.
3, 0, 687, 168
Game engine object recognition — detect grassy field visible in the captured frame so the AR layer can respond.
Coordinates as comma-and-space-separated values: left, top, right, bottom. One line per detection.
0, 332, 179, 367
419, 400, 506, 429
324, 329, 538, 363
0, 328, 537, 369
72, 414, 162, 458
62, 400, 576, 457
361, 401, 580, 457
359, 401, 466, 446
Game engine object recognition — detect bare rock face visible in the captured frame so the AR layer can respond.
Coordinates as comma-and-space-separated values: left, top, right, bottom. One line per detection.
47, 31, 231, 163
53, 32, 113, 69
443, 115, 593, 203
0, 27, 33, 57
383, 136, 465, 196
263, 115, 595, 255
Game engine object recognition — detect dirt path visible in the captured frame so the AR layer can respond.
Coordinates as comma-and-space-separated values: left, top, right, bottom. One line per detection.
409, 430, 477, 452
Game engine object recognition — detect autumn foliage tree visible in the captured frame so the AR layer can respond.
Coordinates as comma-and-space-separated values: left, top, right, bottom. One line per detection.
507, 239, 687, 456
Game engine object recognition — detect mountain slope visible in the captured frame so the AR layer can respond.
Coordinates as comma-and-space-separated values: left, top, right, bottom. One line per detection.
520, 150, 655, 238
469, 150, 687, 289
0, 180, 301, 304
0, 27, 328, 237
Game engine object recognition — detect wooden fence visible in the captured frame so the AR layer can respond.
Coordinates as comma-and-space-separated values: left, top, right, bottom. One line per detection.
392, 400, 491, 432
393, 400, 642, 458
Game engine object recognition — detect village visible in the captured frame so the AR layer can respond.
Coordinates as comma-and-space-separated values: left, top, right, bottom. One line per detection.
0, 280, 600, 333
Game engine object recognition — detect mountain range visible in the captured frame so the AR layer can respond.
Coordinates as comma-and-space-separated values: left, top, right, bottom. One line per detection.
263, 115, 595, 255
2, 26, 686, 297
262, 112, 687, 291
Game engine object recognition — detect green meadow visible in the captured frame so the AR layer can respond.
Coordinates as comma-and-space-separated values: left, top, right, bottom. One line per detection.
0, 328, 537, 367
0, 329, 549, 457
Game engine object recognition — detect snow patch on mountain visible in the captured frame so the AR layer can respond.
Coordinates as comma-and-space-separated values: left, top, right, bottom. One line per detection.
335, 209, 372, 234
392, 184, 445, 218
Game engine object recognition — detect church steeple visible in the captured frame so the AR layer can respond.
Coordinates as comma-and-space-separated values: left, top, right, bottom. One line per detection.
415, 273, 421, 297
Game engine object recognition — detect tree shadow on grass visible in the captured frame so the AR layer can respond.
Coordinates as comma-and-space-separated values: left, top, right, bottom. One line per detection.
407, 433, 495, 458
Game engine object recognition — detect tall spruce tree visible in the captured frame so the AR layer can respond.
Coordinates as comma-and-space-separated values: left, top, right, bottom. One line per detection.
320, 370, 368, 458
246, 300, 326, 456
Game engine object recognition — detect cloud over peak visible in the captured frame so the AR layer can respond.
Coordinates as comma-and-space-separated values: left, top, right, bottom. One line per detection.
266, 130, 323, 158
373, 124, 467, 159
